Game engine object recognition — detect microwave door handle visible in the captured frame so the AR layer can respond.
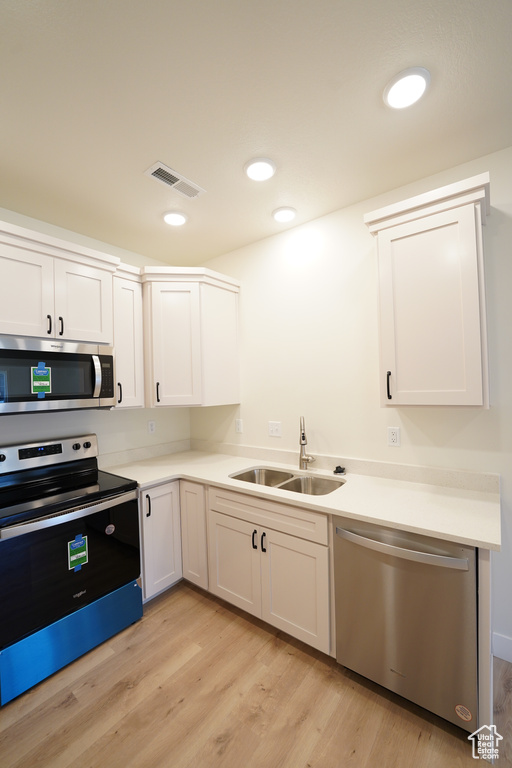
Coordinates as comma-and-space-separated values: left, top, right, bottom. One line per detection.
92, 355, 102, 397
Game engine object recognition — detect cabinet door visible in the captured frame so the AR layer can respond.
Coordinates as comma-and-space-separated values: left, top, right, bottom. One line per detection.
113, 276, 144, 408
140, 482, 182, 601
378, 204, 484, 405
149, 282, 201, 406
260, 528, 330, 653
180, 481, 208, 589
0, 243, 54, 337
53, 259, 113, 344
207, 510, 261, 617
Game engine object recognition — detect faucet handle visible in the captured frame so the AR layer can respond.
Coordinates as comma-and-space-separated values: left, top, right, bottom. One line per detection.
299, 415, 307, 444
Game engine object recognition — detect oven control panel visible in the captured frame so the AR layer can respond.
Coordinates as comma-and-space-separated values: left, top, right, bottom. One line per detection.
19, 443, 63, 460
0, 434, 98, 474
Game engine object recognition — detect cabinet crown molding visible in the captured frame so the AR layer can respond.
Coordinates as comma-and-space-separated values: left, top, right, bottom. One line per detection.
141, 266, 239, 292
0, 219, 120, 272
364, 172, 490, 235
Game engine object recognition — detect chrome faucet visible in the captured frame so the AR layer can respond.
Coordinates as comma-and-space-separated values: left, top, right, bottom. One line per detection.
299, 416, 316, 470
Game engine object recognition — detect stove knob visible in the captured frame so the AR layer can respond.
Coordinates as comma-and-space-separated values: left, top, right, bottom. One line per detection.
72, 443, 81, 451
83, 441, 91, 449
0, 454, 6, 462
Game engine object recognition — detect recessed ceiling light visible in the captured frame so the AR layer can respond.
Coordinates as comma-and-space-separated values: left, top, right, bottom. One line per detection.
383, 67, 431, 109
273, 207, 297, 223
163, 211, 188, 226
245, 158, 276, 181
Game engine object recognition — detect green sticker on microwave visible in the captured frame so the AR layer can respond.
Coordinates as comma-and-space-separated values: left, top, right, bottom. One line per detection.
31, 362, 51, 397
68, 535, 88, 571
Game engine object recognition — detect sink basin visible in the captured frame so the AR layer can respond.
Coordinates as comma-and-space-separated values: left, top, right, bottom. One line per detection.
230, 466, 345, 495
278, 475, 345, 495
230, 467, 295, 487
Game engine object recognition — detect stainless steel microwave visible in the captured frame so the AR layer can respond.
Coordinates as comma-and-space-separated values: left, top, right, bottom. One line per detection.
0, 336, 115, 413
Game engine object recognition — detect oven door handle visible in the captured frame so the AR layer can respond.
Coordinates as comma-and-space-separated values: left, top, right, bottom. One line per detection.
0, 490, 137, 540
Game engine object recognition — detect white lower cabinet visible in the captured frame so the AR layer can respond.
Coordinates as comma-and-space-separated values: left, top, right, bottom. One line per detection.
139, 481, 182, 601
180, 480, 209, 589
207, 489, 330, 654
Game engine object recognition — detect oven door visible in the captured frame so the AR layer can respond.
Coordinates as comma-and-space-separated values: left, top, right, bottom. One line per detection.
0, 492, 140, 650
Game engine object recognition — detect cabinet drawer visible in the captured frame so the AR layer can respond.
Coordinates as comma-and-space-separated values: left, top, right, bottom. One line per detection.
208, 487, 328, 545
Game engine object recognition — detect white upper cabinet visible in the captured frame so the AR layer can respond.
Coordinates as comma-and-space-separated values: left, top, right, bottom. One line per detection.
365, 173, 490, 406
0, 221, 117, 344
113, 265, 144, 408
142, 267, 240, 407
53, 259, 113, 344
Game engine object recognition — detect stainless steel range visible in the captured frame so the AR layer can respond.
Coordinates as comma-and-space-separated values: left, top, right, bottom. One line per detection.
0, 434, 142, 705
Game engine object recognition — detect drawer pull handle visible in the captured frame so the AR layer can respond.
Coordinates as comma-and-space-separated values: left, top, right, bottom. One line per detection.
146, 494, 151, 517
252, 529, 257, 550
47, 314, 52, 334
386, 371, 392, 400
261, 532, 267, 553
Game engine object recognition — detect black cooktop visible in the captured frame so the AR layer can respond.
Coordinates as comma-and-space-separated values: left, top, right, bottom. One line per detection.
0, 459, 137, 528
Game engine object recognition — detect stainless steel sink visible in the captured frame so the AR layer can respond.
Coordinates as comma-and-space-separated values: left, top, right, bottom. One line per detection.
229, 467, 295, 486
230, 467, 345, 495
279, 475, 345, 495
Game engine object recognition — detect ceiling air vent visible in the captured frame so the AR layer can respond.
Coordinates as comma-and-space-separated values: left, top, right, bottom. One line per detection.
145, 162, 206, 199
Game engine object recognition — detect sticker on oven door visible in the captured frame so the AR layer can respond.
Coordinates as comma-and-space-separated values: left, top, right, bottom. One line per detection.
68, 534, 88, 571
31, 362, 51, 398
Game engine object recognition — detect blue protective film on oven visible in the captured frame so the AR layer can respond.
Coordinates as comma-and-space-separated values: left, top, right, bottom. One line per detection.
0, 580, 143, 705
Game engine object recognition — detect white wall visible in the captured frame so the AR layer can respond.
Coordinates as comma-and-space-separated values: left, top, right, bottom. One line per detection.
0, 407, 191, 468
193, 145, 512, 651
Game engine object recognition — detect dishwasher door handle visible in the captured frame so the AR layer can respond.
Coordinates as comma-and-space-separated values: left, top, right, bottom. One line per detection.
335, 527, 469, 571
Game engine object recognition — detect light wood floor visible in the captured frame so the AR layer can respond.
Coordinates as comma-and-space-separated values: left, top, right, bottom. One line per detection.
1, 582, 479, 768
494, 656, 512, 764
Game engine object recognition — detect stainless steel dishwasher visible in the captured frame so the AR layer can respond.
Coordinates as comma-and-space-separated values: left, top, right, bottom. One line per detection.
333, 516, 477, 732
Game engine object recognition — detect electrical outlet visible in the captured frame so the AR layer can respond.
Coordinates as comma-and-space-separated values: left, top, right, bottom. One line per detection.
268, 421, 282, 437
148, 420, 156, 434
235, 419, 243, 433
387, 426, 400, 446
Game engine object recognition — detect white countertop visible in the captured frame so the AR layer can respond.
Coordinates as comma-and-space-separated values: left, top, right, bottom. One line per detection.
105, 450, 501, 550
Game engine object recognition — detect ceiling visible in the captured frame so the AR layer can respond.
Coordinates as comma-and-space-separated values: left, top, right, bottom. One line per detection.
2, 0, 512, 266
